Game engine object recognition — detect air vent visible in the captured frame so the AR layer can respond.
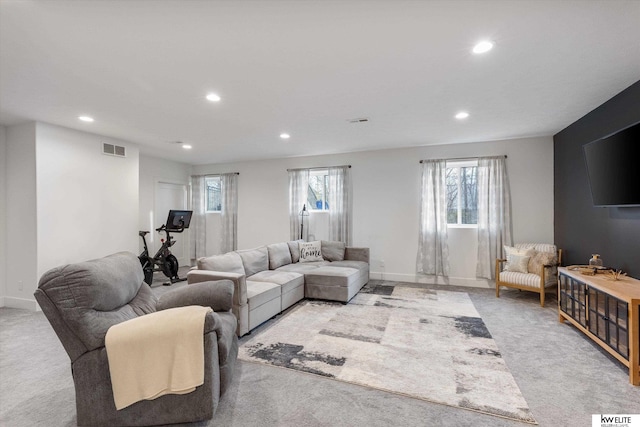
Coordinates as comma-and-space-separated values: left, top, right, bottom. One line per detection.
102, 143, 126, 157
347, 117, 369, 123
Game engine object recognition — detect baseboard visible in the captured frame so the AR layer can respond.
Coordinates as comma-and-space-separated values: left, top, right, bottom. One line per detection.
369, 271, 493, 288
2, 296, 40, 311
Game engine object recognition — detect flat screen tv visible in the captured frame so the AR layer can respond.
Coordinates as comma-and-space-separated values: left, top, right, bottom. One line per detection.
583, 121, 640, 207
165, 210, 193, 231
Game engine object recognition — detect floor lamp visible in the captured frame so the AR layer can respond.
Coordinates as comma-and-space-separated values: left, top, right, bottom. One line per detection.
299, 204, 309, 240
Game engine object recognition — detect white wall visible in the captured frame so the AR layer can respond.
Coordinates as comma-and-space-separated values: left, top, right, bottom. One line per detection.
35, 123, 140, 280
4, 123, 38, 309
193, 136, 554, 287
138, 154, 192, 261
0, 125, 7, 306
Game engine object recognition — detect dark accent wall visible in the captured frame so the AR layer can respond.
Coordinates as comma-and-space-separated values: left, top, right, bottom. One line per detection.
554, 80, 640, 277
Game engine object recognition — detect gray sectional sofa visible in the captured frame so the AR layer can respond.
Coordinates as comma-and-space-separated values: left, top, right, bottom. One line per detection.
187, 240, 370, 336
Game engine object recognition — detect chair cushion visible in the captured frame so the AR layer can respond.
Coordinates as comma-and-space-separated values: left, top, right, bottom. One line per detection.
237, 247, 269, 277
499, 271, 543, 288
267, 242, 292, 270
275, 262, 328, 273
197, 252, 245, 275
321, 240, 346, 261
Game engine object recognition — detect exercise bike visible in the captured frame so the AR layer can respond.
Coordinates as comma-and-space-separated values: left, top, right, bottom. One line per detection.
138, 210, 193, 286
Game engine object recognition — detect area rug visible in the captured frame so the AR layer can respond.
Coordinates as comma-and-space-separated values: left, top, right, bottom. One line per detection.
239, 285, 537, 424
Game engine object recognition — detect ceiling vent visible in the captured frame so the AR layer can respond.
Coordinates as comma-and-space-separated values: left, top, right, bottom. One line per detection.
347, 117, 369, 123
102, 143, 126, 157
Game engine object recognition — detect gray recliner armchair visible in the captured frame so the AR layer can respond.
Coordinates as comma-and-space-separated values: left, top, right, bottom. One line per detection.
34, 251, 238, 426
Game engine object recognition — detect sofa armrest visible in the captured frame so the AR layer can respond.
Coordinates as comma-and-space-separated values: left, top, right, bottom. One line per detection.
187, 270, 247, 306
157, 280, 234, 312
344, 247, 369, 263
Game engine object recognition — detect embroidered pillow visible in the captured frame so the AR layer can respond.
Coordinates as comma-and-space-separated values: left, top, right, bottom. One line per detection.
299, 241, 324, 263
505, 254, 530, 273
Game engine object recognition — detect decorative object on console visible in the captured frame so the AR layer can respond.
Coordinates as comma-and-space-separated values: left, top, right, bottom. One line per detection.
589, 254, 604, 268
607, 269, 627, 281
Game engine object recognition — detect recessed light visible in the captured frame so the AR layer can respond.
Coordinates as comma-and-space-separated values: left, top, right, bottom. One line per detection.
472, 40, 493, 54
78, 116, 94, 122
455, 112, 469, 120
206, 93, 221, 102
182, 144, 192, 150
280, 133, 290, 139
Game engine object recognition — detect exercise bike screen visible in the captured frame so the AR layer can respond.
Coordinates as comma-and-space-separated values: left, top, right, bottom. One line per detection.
166, 210, 193, 230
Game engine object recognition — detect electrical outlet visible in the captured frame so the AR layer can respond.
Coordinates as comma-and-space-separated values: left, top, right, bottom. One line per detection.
379, 260, 385, 268
18, 280, 23, 291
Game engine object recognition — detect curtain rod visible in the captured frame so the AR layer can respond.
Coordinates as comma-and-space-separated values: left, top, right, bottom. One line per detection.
419, 155, 507, 163
287, 165, 351, 172
191, 172, 240, 177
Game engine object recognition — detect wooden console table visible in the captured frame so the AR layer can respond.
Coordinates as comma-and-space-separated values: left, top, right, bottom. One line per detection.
558, 267, 640, 385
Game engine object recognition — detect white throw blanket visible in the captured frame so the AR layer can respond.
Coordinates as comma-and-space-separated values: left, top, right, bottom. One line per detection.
105, 305, 212, 410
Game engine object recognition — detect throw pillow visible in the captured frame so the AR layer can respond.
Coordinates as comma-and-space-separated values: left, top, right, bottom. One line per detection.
197, 251, 245, 275
287, 239, 304, 263
503, 246, 534, 272
505, 254, 530, 273
236, 246, 269, 277
321, 240, 346, 261
299, 241, 324, 263
267, 242, 292, 270
527, 250, 557, 276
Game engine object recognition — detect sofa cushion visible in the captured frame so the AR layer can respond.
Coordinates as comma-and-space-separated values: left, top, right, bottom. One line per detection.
275, 262, 328, 273
267, 242, 292, 270
299, 241, 323, 263
327, 260, 368, 272
246, 281, 281, 309
237, 247, 269, 277
287, 239, 304, 263
304, 266, 360, 287
321, 240, 346, 261
197, 252, 245, 275
248, 270, 304, 294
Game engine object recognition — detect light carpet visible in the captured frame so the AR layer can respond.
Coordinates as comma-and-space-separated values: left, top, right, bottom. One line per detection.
239, 286, 537, 424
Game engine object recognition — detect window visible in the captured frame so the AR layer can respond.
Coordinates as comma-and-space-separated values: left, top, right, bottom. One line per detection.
307, 170, 329, 211
205, 176, 222, 212
446, 161, 478, 225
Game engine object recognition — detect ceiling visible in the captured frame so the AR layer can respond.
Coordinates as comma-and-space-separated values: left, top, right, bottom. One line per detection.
1, 1, 639, 165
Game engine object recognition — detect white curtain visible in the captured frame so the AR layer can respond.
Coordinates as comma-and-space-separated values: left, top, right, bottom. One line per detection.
220, 173, 238, 253
476, 156, 513, 279
416, 159, 449, 277
190, 175, 207, 260
288, 169, 309, 240
328, 166, 352, 245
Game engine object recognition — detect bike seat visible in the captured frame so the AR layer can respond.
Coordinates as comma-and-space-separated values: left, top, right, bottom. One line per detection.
139, 231, 149, 237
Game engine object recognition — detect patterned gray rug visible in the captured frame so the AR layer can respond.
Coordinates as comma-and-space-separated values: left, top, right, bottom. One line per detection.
239, 286, 537, 424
